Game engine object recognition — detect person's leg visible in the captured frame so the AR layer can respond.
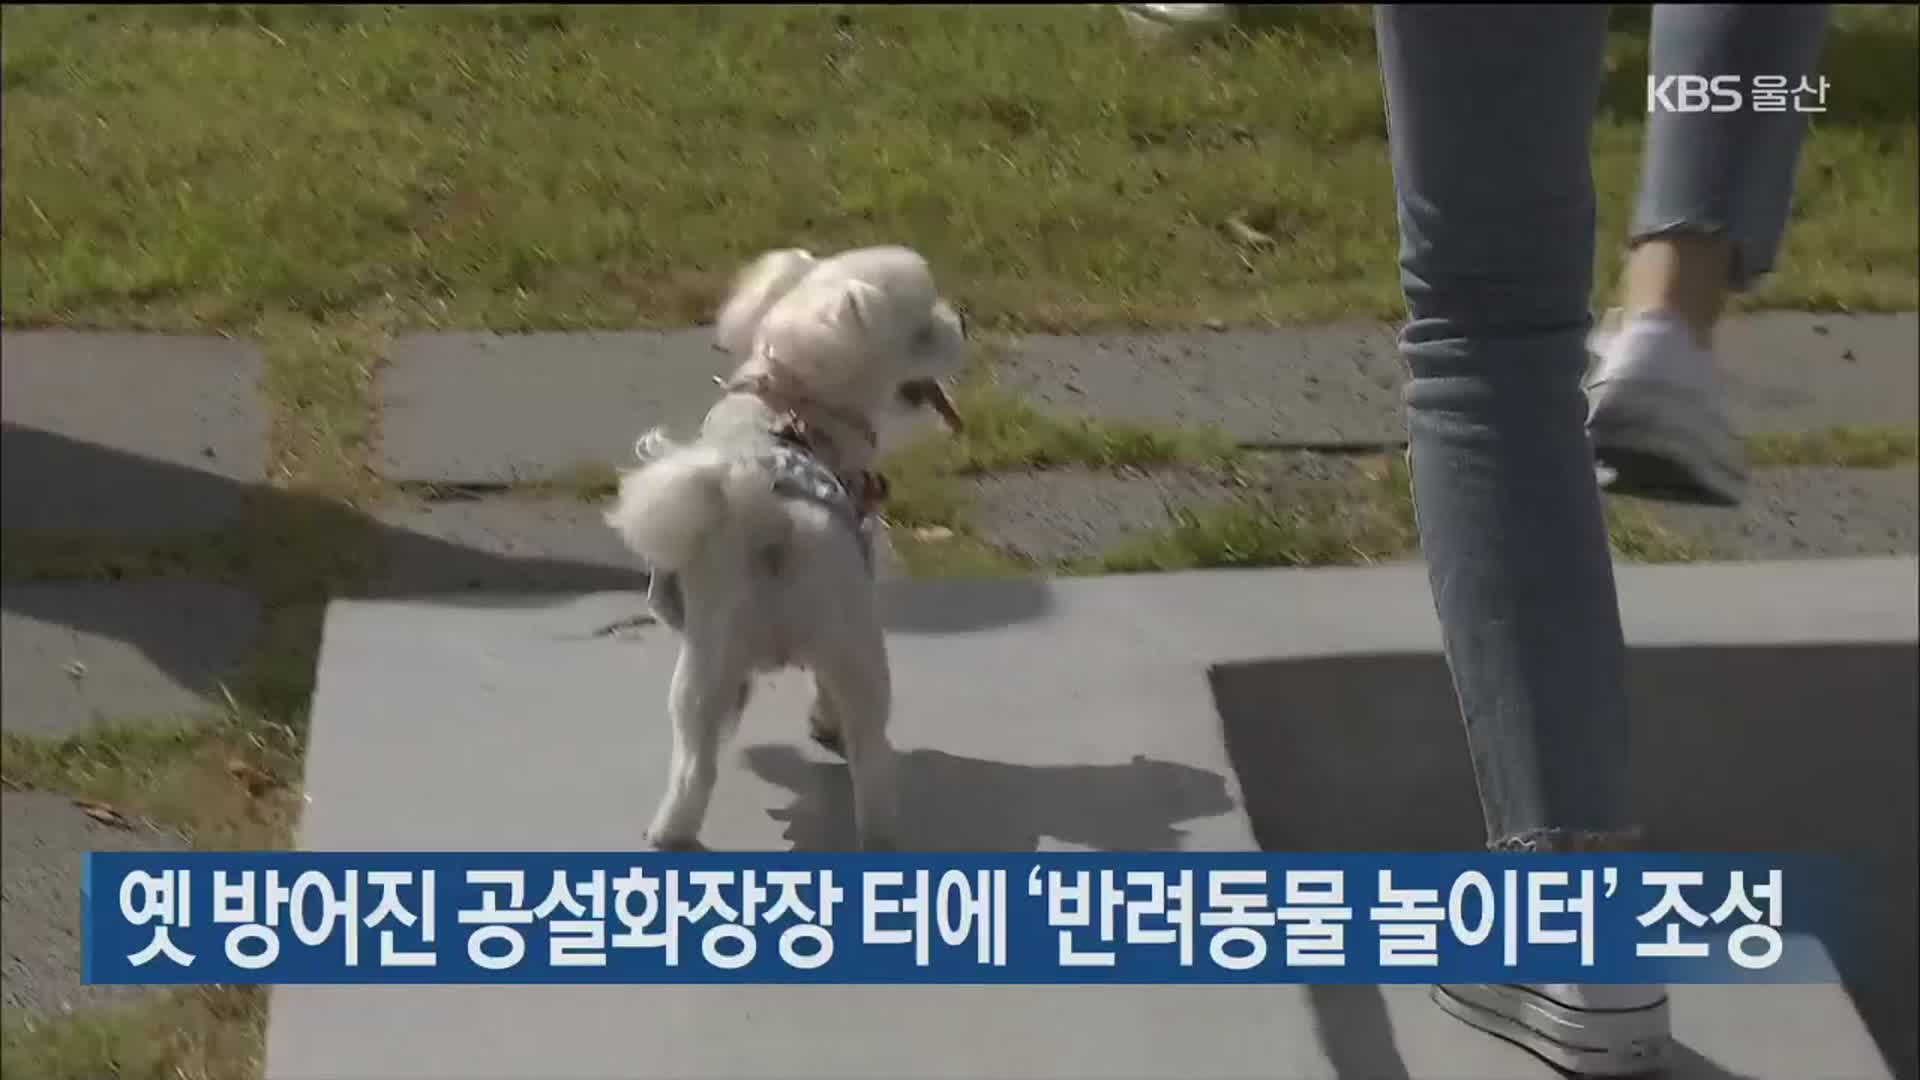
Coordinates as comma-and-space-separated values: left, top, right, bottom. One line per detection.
1375, 6, 1665, 1075
1588, 5, 1832, 504
1379, 1, 1632, 856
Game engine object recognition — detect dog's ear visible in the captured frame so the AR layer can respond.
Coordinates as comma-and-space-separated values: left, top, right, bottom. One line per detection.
715, 249, 817, 357
833, 278, 884, 333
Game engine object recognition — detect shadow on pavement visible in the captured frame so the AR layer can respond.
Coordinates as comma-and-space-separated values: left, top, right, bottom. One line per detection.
3, 423, 1053, 717
743, 744, 1234, 852
1213, 645, 1918, 1080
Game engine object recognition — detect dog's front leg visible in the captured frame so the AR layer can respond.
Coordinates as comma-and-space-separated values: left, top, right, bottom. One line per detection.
646, 642, 744, 850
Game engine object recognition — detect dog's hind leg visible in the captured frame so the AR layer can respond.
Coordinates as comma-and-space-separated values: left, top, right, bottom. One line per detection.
646, 642, 747, 850
810, 617, 898, 852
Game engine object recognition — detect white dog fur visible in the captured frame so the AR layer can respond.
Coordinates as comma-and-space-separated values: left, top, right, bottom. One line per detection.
606, 245, 968, 851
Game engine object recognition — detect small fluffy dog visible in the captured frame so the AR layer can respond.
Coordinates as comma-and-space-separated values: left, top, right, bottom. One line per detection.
606, 246, 968, 851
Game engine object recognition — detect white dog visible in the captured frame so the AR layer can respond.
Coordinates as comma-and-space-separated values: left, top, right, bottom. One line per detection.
606, 246, 968, 851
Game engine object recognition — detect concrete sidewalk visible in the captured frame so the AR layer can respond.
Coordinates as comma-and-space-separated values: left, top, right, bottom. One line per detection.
266, 559, 1917, 1080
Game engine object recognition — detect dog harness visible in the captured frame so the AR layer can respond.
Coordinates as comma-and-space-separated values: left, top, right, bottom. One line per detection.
762, 440, 871, 540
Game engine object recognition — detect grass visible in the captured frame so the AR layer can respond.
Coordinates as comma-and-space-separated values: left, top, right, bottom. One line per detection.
872, 366, 1241, 572
3, 5, 1915, 333
0, 716, 299, 851
1079, 454, 1720, 573
1082, 456, 1414, 573
1746, 425, 1920, 468
1, 987, 265, 1080
880, 370, 1238, 526
889, 528, 1037, 578
0, 4, 1913, 1073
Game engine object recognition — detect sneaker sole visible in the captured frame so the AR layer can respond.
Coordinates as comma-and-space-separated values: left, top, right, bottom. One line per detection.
1433, 984, 1671, 1077
1589, 423, 1747, 507
1587, 384, 1748, 508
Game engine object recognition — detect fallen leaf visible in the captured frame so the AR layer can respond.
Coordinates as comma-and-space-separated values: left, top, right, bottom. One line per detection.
911, 526, 956, 542
1223, 212, 1277, 250
75, 799, 133, 830
227, 759, 278, 798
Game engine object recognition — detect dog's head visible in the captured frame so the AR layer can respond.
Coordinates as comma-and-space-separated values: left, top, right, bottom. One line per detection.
715, 246, 968, 432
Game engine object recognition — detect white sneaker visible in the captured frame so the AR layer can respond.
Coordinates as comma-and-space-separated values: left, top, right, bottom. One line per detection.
1116, 3, 1237, 41
1434, 983, 1673, 1077
1584, 308, 1748, 506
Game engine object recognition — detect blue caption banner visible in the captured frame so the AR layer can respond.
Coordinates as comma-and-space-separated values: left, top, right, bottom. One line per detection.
81, 852, 1860, 986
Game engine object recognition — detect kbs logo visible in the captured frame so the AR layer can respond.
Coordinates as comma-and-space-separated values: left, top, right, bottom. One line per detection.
1647, 75, 1743, 114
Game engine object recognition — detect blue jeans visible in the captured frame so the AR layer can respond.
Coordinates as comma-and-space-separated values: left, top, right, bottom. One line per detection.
1374, 5, 1828, 848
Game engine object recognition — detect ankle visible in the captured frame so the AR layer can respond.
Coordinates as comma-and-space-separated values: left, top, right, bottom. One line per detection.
1620, 234, 1730, 349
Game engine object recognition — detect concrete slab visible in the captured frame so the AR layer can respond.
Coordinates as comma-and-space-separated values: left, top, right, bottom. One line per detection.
373, 497, 646, 596
965, 458, 1919, 568
994, 314, 1918, 445
995, 324, 1407, 445
268, 558, 1916, 1080
289, 588, 1250, 854
1715, 313, 1920, 435
1, 584, 261, 737
2, 791, 185, 1017
1650, 466, 1920, 561
966, 453, 1379, 566
366, 318, 1914, 489
1, 331, 268, 532
373, 331, 725, 485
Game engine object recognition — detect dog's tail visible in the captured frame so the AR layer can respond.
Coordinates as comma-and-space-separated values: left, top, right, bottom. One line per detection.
604, 431, 780, 573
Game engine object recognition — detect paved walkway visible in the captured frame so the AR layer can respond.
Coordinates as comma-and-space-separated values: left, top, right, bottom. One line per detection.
269, 562, 1916, 1079
2, 315, 1916, 1030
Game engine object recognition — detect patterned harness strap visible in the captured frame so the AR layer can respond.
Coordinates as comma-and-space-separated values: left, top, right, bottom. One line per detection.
719, 372, 886, 526
767, 411, 888, 525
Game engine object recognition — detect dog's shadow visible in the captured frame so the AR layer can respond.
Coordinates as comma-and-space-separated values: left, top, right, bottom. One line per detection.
875, 561, 1055, 636
742, 744, 1237, 852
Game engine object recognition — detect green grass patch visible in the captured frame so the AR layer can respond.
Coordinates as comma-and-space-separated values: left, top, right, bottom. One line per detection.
257, 312, 390, 496
938, 384, 1239, 473
1746, 425, 1920, 468
880, 377, 1237, 529
1082, 456, 1415, 572
0, 713, 299, 850
1602, 501, 1723, 563
2, 986, 265, 1080
888, 528, 1037, 578
877, 379, 1237, 575
1078, 454, 1722, 572
4, 4, 1913, 333
1083, 494, 1406, 573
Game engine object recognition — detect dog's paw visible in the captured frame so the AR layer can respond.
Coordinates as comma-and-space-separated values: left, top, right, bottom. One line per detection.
644, 832, 707, 853
808, 726, 846, 759
807, 695, 846, 759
